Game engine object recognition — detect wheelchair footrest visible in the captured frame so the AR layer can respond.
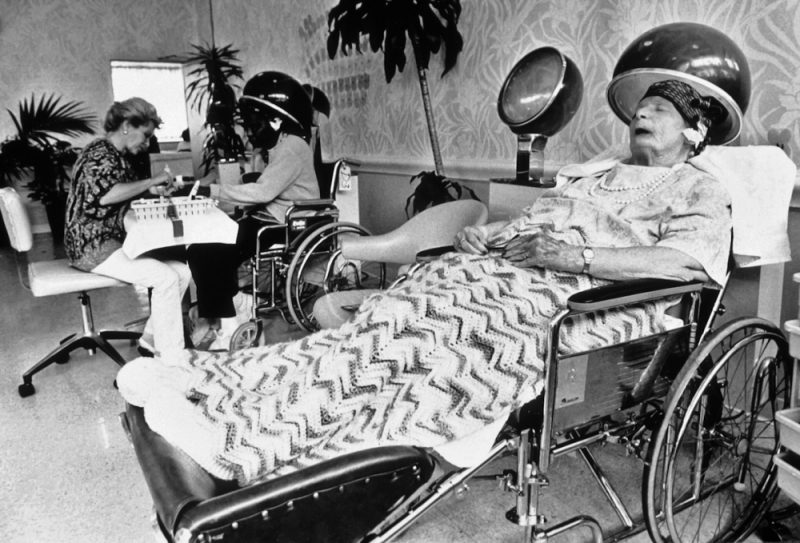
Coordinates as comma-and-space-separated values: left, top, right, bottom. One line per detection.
123, 404, 439, 543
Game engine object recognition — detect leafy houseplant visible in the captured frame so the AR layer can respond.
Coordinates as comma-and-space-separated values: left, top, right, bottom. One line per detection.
0, 94, 96, 242
404, 170, 477, 218
326, 0, 478, 217
183, 43, 246, 173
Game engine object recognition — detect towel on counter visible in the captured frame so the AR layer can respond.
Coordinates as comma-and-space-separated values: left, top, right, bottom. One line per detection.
556, 145, 796, 267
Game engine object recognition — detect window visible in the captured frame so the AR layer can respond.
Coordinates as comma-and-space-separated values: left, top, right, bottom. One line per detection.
110, 60, 188, 143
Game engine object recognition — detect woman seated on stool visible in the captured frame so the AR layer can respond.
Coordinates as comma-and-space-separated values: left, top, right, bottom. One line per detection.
119, 79, 735, 486
186, 71, 319, 350
64, 97, 191, 357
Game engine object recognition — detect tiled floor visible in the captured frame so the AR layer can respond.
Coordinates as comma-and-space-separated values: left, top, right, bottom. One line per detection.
1, 233, 798, 543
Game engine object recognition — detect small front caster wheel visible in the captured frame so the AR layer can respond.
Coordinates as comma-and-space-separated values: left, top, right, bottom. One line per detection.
54, 354, 70, 365
231, 321, 260, 352
18, 382, 35, 398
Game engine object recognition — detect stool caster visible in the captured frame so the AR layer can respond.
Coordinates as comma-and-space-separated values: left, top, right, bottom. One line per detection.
18, 382, 35, 398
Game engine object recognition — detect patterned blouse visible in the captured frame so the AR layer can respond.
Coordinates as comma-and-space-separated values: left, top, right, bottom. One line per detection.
64, 138, 135, 271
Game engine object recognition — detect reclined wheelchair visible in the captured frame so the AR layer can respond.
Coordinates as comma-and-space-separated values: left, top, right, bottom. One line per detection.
121, 215, 792, 543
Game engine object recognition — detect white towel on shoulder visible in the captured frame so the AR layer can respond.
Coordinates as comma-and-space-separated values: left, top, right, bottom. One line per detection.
555, 145, 796, 268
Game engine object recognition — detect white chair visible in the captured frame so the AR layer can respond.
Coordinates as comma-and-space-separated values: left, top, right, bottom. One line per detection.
313, 199, 489, 329
0, 188, 141, 397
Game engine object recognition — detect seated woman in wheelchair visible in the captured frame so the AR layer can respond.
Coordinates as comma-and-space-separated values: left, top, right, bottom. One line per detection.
117, 78, 732, 487
186, 72, 320, 350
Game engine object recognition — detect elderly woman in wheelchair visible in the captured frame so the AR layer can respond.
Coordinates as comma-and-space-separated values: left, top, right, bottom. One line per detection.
119, 74, 795, 543
184, 71, 322, 350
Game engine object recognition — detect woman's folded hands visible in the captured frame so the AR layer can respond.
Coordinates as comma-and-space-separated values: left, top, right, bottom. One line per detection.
502, 227, 582, 272
454, 223, 583, 273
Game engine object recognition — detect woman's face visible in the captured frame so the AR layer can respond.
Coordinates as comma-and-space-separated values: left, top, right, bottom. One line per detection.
629, 96, 690, 161
124, 121, 155, 155
243, 114, 281, 150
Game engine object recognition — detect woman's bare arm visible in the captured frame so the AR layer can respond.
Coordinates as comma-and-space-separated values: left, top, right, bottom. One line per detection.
99, 171, 173, 205
503, 232, 709, 282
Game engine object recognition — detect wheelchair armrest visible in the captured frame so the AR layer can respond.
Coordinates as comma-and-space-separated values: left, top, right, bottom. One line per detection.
567, 278, 704, 312
416, 245, 456, 262
250, 210, 282, 224
290, 198, 336, 210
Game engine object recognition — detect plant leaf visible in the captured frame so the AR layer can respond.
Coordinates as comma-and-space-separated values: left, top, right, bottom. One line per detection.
419, 4, 444, 54
365, 0, 387, 53
184, 42, 243, 112
13, 94, 96, 142
327, 28, 340, 59
383, 48, 397, 83
441, 23, 463, 76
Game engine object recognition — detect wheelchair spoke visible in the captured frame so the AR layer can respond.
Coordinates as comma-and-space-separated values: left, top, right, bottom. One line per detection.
644, 319, 789, 543
285, 222, 385, 333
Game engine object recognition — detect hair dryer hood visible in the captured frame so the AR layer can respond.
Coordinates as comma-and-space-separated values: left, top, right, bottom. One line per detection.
607, 22, 751, 145
497, 46, 584, 136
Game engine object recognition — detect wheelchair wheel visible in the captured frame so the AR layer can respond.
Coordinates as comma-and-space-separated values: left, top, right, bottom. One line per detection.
285, 221, 386, 332
230, 321, 261, 351
642, 317, 790, 543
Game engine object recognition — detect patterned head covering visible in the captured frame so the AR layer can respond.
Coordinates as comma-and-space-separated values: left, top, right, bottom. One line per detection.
641, 80, 728, 153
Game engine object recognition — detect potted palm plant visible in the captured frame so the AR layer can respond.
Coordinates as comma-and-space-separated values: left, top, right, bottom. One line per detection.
0, 94, 96, 243
183, 42, 246, 174
326, 0, 478, 216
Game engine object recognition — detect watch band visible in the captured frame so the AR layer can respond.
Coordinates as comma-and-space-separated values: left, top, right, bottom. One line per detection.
581, 246, 595, 274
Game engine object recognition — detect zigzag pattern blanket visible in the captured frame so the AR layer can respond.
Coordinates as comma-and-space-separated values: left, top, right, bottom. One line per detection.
119, 252, 669, 486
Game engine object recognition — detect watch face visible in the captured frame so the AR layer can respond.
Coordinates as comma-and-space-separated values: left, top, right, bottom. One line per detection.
583, 247, 595, 259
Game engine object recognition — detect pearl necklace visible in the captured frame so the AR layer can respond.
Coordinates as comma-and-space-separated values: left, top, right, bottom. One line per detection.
589, 164, 682, 205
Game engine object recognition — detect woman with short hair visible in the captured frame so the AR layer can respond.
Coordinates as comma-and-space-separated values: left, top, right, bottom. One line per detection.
64, 97, 191, 357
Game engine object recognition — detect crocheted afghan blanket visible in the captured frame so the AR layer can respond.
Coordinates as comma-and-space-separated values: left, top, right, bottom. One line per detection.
119, 252, 669, 486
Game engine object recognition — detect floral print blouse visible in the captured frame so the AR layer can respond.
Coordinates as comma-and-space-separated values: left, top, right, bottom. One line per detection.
64, 138, 135, 271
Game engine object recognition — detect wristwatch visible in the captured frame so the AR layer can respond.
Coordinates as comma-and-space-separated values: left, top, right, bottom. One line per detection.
581, 246, 595, 274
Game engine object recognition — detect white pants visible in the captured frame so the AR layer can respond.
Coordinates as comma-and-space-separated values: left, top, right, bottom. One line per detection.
92, 249, 191, 355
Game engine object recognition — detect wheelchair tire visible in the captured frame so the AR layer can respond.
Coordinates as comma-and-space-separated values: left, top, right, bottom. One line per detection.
285, 221, 386, 333
642, 317, 790, 543
230, 321, 261, 352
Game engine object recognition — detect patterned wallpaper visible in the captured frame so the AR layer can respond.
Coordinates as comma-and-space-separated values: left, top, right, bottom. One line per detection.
2, 0, 799, 175
217, 0, 800, 173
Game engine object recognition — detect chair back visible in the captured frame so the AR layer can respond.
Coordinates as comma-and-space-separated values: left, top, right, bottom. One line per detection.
315, 160, 338, 200
0, 188, 33, 252
341, 199, 489, 264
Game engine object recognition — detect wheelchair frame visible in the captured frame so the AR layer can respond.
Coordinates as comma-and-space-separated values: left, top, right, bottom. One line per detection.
123, 261, 791, 543
229, 199, 386, 349
365, 271, 790, 543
